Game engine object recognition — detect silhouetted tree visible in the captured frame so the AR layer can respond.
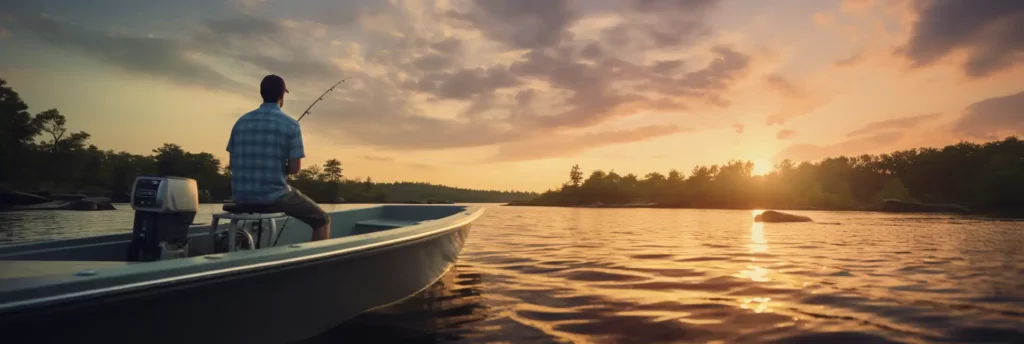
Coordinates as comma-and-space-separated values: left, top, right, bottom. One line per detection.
569, 164, 583, 188
323, 159, 343, 182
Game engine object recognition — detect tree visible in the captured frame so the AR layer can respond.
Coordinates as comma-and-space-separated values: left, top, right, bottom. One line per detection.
0, 78, 41, 183
32, 109, 67, 152
153, 143, 188, 177
0, 78, 39, 146
872, 178, 914, 203
323, 158, 343, 182
569, 164, 583, 188
296, 165, 322, 182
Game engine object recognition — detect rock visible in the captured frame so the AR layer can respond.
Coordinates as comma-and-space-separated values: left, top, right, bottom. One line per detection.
755, 210, 813, 223
867, 199, 970, 214
0, 190, 52, 207
12, 197, 116, 211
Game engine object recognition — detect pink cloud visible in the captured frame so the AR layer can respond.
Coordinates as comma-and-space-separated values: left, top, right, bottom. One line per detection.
773, 131, 904, 162
491, 125, 689, 162
763, 74, 829, 125
846, 113, 941, 137
841, 0, 877, 14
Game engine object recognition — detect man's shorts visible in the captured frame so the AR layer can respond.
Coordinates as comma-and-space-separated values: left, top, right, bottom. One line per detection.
278, 188, 330, 229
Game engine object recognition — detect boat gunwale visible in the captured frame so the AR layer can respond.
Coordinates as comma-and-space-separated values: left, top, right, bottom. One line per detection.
0, 205, 484, 314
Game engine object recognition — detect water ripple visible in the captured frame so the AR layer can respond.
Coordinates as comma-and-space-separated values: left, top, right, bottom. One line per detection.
5, 205, 1024, 343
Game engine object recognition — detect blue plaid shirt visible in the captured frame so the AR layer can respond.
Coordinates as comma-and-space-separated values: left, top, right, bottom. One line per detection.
226, 102, 304, 204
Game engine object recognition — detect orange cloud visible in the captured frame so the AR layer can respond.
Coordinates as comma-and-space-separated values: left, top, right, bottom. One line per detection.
776, 129, 796, 140
732, 123, 744, 134
812, 12, 836, 28
763, 74, 828, 125
774, 131, 904, 162
491, 125, 688, 162
952, 90, 1024, 140
846, 113, 941, 137
840, 0, 877, 14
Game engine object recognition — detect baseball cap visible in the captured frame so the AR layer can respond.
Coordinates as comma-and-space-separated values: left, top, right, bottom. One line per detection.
260, 74, 289, 95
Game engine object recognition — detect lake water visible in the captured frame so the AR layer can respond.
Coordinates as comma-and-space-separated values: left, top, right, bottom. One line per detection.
3, 205, 1024, 343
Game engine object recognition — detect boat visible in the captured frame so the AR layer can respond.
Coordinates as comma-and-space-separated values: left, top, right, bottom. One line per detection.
0, 176, 484, 344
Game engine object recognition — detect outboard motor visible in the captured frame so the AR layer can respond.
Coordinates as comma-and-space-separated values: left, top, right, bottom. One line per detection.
126, 176, 199, 262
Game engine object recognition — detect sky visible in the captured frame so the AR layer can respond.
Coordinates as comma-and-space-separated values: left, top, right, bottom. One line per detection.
1, 0, 1022, 192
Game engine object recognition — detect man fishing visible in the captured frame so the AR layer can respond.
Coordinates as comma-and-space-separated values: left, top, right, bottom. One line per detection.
225, 74, 331, 241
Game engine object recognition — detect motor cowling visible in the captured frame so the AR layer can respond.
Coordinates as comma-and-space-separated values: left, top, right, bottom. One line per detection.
126, 176, 199, 262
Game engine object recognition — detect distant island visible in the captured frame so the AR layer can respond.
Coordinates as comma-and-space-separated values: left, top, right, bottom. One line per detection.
0, 78, 537, 207
512, 137, 1024, 218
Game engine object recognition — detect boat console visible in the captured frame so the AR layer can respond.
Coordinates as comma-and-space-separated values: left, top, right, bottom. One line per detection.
125, 176, 199, 262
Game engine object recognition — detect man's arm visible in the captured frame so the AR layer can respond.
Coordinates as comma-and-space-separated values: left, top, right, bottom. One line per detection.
286, 123, 306, 175
226, 125, 235, 172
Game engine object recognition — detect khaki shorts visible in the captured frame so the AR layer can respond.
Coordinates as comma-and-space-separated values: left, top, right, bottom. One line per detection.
278, 188, 330, 229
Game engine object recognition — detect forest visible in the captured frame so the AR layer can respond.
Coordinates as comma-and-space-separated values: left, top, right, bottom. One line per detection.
523, 138, 1024, 217
0, 78, 535, 204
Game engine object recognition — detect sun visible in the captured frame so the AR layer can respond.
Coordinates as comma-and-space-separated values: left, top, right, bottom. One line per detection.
752, 159, 773, 176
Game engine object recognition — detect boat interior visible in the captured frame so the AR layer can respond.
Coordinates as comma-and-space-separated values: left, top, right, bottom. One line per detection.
0, 205, 472, 282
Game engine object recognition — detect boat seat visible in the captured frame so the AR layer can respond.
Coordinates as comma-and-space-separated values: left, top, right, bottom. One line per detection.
211, 204, 290, 252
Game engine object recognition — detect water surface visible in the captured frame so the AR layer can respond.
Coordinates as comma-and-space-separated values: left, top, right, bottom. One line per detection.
3, 205, 1024, 343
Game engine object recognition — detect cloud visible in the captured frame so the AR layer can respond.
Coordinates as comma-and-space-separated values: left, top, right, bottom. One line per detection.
602, 0, 720, 50
408, 65, 521, 100
774, 131, 904, 162
776, 129, 796, 140
841, 0, 877, 14
362, 155, 395, 162
834, 50, 865, 67
362, 155, 436, 169
952, 91, 1024, 139
763, 74, 828, 125
813, 12, 836, 27
229, 0, 269, 12
194, 15, 344, 82
491, 125, 687, 162
449, 0, 580, 50
732, 123, 744, 134
7, 0, 753, 155
846, 113, 941, 137
7, 11, 246, 93
406, 162, 437, 170
899, 0, 1024, 78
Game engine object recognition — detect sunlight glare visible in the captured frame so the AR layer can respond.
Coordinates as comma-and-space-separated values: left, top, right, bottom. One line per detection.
752, 160, 773, 176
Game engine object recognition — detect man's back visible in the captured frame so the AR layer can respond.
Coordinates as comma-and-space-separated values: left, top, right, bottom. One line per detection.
227, 102, 304, 204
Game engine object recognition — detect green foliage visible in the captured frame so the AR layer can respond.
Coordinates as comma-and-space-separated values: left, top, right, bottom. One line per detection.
527, 138, 1024, 215
871, 179, 915, 203
0, 78, 537, 204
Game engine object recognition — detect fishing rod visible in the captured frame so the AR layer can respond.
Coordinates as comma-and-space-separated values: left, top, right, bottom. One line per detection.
271, 77, 351, 247
297, 77, 351, 122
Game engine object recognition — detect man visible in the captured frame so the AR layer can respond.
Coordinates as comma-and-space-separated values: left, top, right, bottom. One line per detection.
226, 74, 331, 241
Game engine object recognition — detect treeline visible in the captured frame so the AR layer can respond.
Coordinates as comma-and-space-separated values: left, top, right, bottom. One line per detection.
0, 78, 535, 204
525, 137, 1024, 216
375, 182, 536, 203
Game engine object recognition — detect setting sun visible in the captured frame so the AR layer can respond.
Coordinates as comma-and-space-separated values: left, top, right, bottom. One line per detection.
752, 160, 773, 176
